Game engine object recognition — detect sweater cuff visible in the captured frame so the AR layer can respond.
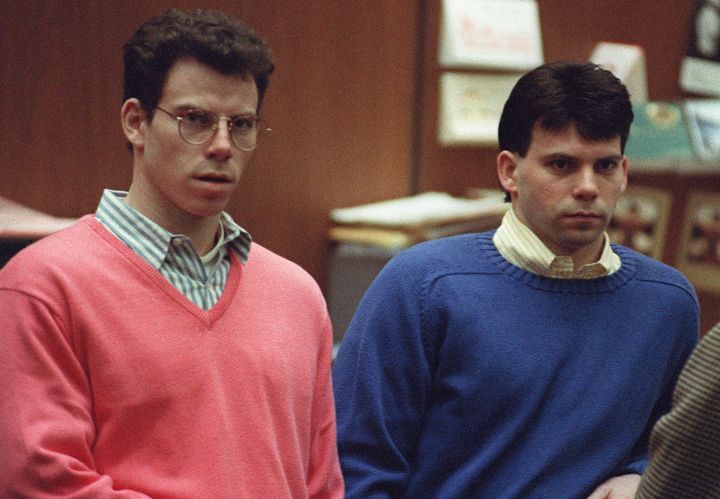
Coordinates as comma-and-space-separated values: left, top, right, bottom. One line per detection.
620, 458, 647, 476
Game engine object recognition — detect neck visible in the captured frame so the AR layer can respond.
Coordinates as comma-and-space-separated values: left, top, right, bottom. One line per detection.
178, 218, 221, 256
124, 189, 221, 256
563, 237, 605, 268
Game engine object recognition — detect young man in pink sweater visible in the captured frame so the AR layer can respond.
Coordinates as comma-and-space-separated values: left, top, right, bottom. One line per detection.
0, 9, 343, 497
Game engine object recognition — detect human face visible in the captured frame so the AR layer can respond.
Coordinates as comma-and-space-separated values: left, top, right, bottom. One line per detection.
497, 123, 627, 266
123, 57, 259, 232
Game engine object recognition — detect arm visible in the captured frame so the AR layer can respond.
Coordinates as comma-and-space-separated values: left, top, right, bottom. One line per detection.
635, 324, 720, 499
307, 314, 344, 498
618, 294, 700, 478
332, 258, 434, 498
0, 289, 150, 498
590, 288, 700, 499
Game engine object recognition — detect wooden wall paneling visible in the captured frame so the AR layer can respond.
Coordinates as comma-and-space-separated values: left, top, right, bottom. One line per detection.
538, 0, 695, 100
1, 1, 418, 289
1, 2, 130, 217
416, 0, 500, 196
227, 1, 418, 283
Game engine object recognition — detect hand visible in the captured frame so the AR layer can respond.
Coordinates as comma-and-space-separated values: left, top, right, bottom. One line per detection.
586, 474, 641, 499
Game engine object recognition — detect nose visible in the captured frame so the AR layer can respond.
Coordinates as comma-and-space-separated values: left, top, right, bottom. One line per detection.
205, 119, 234, 160
572, 166, 599, 201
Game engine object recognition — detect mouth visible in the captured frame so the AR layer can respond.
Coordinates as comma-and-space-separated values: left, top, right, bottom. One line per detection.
568, 211, 601, 219
194, 173, 232, 184
564, 211, 604, 226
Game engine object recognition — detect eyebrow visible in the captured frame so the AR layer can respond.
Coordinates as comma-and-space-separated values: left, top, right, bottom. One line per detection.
171, 104, 257, 118
539, 153, 623, 162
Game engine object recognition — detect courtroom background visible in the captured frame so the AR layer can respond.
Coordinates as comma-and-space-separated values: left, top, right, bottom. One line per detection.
2, 1, 718, 331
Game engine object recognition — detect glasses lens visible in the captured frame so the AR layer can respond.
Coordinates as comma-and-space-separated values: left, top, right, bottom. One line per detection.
179, 111, 216, 144
231, 117, 267, 151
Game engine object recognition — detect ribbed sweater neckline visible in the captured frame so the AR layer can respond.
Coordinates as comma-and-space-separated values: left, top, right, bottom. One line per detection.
476, 231, 637, 294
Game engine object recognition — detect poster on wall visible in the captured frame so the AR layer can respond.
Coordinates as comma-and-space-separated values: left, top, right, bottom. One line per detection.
437, 72, 521, 145
679, 0, 720, 96
607, 186, 672, 261
678, 191, 720, 292
684, 99, 720, 162
438, 0, 543, 70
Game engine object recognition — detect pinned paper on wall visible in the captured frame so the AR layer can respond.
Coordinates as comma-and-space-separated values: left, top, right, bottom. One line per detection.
685, 99, 720, 161
589, 42, 648, 104
680, 0, 720, 96
438, 0, 543, 70
437, 72, 521, 146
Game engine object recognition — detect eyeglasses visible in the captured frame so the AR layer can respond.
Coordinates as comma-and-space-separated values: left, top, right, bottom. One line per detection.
155, 106, 270, 151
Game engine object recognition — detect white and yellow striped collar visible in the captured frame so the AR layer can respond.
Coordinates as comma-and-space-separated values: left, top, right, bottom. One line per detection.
492, 207, 620, 279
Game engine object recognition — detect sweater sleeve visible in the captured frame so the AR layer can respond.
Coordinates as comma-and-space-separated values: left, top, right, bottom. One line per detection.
619, 287, 700, 479
307, 313, 345, 498
0, 288, 150, 498
332, 255, 435, 498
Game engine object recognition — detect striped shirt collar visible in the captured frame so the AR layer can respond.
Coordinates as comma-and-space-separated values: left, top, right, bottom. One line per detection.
492, 207, 620, 279
94, 189, 252, 268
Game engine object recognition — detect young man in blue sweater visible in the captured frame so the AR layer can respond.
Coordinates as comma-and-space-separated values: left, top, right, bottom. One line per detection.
332, 61, 699, 498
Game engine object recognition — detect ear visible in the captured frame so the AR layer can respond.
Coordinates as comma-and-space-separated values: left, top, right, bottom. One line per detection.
121, 98, 146, 152
619, 155, 628, 193
497, 150, 519, 197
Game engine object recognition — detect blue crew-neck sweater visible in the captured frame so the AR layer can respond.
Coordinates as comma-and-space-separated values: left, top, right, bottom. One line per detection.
333, 231, 699, 499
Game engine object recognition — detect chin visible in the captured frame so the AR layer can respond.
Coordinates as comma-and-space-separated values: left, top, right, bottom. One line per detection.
186, 204, 227, 218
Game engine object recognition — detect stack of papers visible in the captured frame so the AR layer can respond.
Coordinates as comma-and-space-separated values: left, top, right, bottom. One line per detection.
329, 191, 508, 248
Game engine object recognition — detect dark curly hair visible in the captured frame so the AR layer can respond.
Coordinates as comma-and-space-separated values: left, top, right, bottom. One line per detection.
123, 8, 275, 120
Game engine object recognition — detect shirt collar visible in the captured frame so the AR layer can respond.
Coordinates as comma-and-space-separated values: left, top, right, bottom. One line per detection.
492, 207, 621, 279
95, 189, 252, 268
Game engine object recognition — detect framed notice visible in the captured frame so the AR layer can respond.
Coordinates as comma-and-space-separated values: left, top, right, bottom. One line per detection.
438, 0, 543, 70
607, 186, 672, 260
678, 191, 720, 292
438, 72, 521, 145
680, 0, 720, 96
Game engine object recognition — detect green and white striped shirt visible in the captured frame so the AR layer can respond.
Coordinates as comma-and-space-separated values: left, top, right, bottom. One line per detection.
95, 189, 251, 310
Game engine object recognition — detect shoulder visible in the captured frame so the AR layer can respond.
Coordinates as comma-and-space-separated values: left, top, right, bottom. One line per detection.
614, 244, 697, 302
346, 233, 502, 320
383, 232, 494, 278
244, 242, 324, 299
1, 216, 103, 285
0, 216, 114, 314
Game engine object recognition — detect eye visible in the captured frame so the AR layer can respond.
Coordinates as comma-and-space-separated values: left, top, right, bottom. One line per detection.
595, 159, 619, 172
550, 158, 573, 170
183, 110, 215, 127
231, 116, 256, 132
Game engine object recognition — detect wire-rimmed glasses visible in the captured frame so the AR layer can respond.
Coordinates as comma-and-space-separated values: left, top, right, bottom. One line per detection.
155, 106, 270, 151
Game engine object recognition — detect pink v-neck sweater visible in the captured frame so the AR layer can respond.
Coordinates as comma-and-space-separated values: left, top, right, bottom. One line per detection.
0, 216, 343, 498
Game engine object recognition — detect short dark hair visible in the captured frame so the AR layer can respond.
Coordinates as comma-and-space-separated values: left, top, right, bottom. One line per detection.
123, 8, 275, 119
498, 61, 633, 157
